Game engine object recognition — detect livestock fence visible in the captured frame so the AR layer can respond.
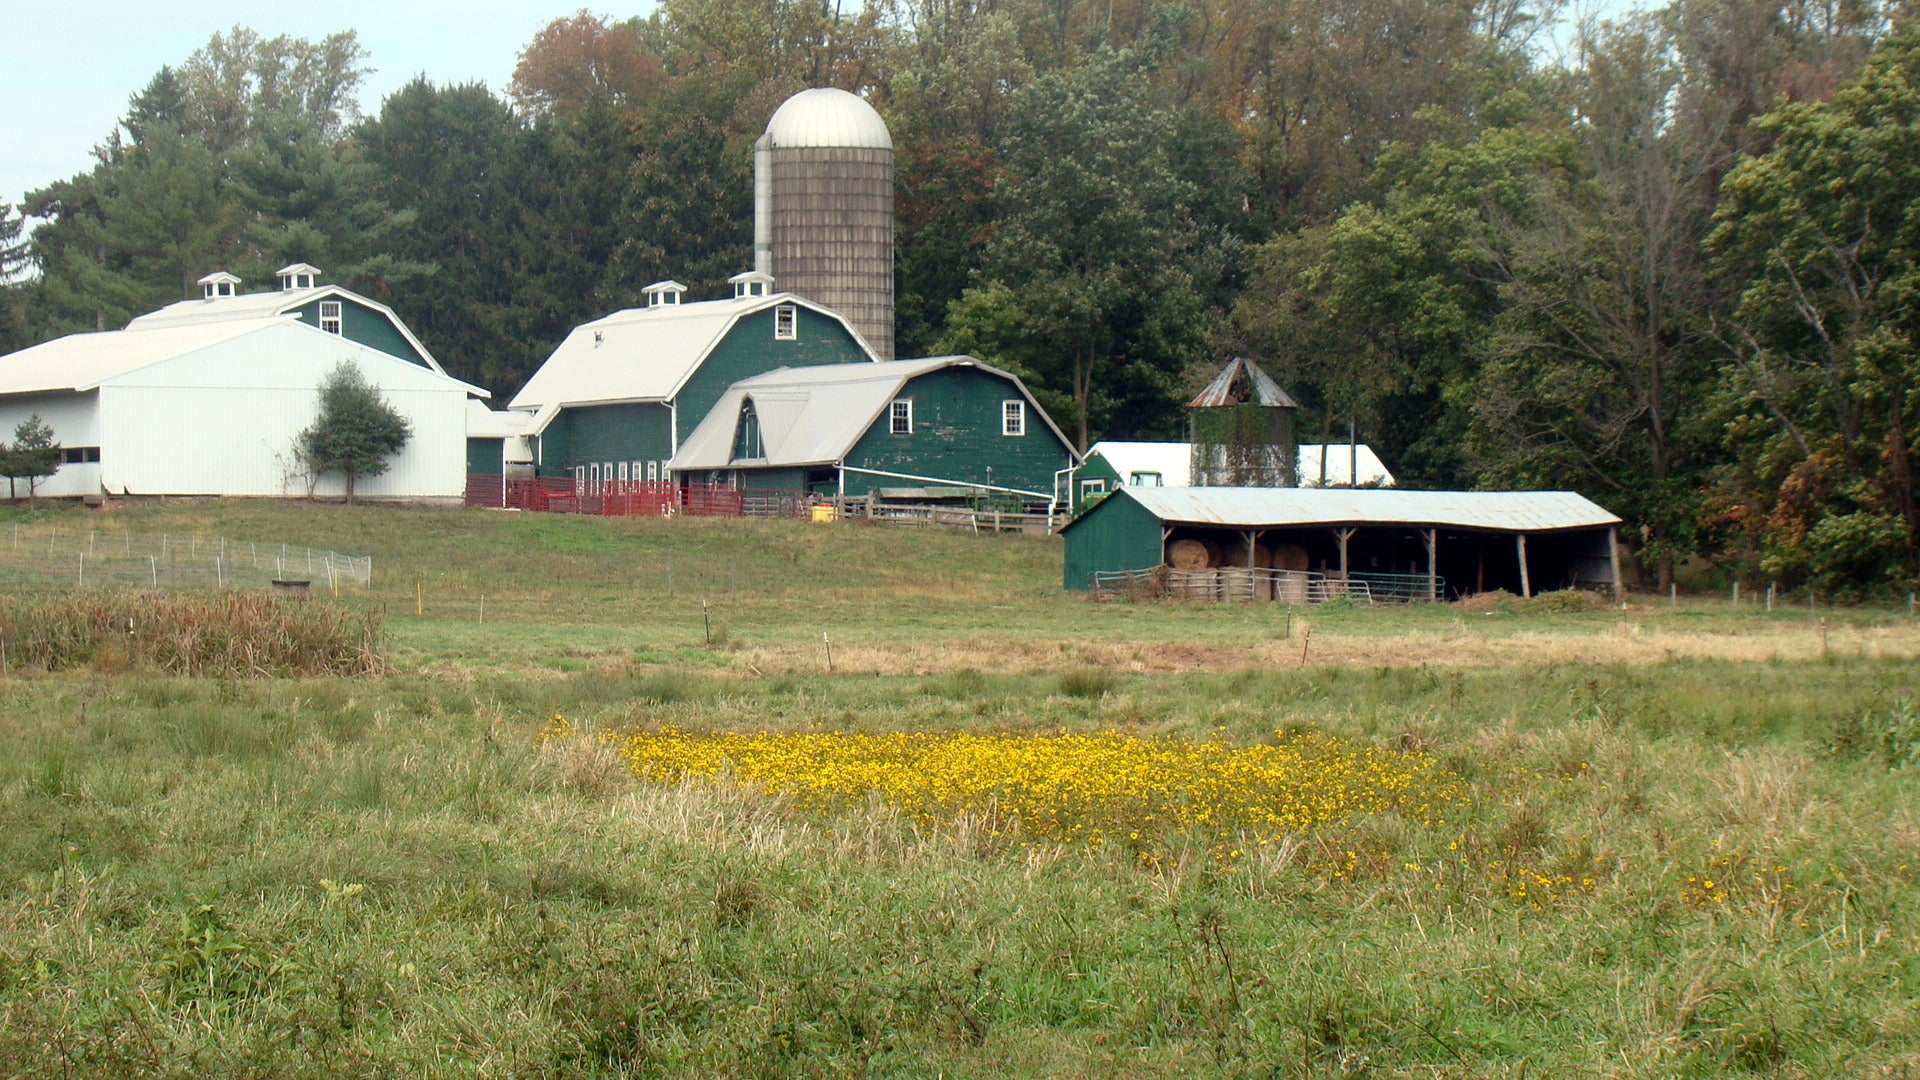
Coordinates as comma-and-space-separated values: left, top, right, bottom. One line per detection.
1089, 566, 1443, 605
0, 522, 373, 592
465, 475, 1066, 534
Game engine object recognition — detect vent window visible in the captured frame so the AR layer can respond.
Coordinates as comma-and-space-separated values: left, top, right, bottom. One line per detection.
319, 301, 343, 335
889, 399, 912, 435
774, 304, 797, 340
1002, 400, 1025, 436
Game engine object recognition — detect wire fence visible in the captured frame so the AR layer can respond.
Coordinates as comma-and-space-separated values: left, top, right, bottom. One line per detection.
0, 522, 373, 593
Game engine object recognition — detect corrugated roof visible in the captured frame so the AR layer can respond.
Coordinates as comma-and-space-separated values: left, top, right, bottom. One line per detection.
671, 356, 1074, 472
1190, 356, 1297, 408
126, 284, 452, 376
0, 319, 485, 397
0, 320, 274, 393
509, 293, 875, 417
1087, 441, 1395, 489
764, 88, 893, 150
1074, 486, 1619, 532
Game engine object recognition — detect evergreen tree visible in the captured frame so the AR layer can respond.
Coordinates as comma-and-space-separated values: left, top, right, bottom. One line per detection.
296, 361, 412, 504
0, 415, 62, 506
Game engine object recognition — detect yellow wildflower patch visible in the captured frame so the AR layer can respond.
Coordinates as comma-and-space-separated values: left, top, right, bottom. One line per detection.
598, 724, 1464, 847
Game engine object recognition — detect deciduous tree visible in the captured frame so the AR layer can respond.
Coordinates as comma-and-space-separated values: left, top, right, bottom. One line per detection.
296, 361, 412, 504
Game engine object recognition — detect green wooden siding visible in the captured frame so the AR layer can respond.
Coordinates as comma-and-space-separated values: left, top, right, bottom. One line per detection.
713, 466, 811, 492
1062, 489, 1166, 590
674, 307, 871, 437
537, 402, 675, 477
289, 297, 431, 368
467, 438, 504, 475
842, 368, 1071, 498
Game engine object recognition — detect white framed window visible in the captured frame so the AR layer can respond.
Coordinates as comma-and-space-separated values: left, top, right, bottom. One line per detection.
646, 461, 659, 482
573, 465, 587, 491
618, 461, 629, 482
1129, 470, 1164, 487
589, 462, 602, 492
890, 399, 913, 435
774, 304, 797, 340
1080, 478, 1107, 500
319, 300, 343, 335
1002, 400, 1026, 436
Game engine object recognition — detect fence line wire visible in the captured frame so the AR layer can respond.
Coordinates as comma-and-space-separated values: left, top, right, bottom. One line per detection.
0, 522, 373, 592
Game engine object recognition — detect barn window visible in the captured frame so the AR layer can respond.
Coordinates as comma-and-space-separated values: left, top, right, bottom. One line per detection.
1079, 478, 1107, 500
774, 304, 797, 340
319, 300, 343, 335
59, 447, 101, 464
618, 462, 629, 483
733, 399, 764, 460
1129, 471, 1163, 486
1002, 400, 1025, 436
890, 399, 913, 434
646, 461, 659, 482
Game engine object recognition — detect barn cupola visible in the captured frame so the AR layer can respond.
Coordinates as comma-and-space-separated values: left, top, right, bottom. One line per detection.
642, 280, 688, 309
727, 270, 775, 300
198, 271, 242, 301
277, 262, 322, 291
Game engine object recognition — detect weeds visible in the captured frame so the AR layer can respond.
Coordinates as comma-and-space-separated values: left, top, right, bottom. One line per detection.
0, 590, 382, 677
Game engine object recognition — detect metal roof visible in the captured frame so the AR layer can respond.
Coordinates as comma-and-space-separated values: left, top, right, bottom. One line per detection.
125, 282, 453, 377
671, 356, 1072, 472
1071, 486, 1619, 533
0, 319, 485, 397
508, 293, 877, 423
1088, 441, 1395, 489
465, 399, 532, 439
1190, 356, 1297, 408
764, 88, 893, 150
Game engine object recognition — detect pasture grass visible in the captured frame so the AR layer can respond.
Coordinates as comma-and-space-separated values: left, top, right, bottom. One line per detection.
0, 499, 1916, 1076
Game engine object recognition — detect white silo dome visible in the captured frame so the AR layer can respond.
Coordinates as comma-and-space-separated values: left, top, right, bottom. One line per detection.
764, 88, 892, 150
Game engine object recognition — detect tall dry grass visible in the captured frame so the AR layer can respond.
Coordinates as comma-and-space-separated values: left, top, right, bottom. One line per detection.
0, 590, 382, 677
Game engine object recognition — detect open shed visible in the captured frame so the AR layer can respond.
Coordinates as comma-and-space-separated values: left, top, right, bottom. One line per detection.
1062, 487, 1623, 600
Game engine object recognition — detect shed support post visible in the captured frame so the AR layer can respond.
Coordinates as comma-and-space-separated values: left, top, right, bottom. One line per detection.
1517, 533, 1531, 599
1333, 527, 1355, 579
1476, 535, 1485, 594
1608, 525, 1623, 603
1423, 528, 1437, 601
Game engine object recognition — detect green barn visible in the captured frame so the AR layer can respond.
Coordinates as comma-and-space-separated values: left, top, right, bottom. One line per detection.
670, 356, 1077, 505
508, 276, 876, 484
1061, 486, 1622, 599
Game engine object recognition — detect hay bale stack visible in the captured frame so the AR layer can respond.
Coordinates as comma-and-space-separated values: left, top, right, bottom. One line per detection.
1272, 544, 1310, 571
1166, 538, 1220, 570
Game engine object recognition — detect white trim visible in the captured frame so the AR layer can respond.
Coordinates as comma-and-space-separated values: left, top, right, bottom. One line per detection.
889, 398, 912, 434
843, 465, 1051, 501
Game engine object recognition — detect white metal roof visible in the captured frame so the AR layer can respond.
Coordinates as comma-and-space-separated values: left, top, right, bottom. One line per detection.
1087, 441, 1395, 489
124, 283, 453, 377
509, 293, 876, 422
465, 399, 532, 439
671, 356, 1071, 471
0, 320, 269, 393
764, 88, 893, 150
1083, 486, 1619, 533
0, 319, 485, 397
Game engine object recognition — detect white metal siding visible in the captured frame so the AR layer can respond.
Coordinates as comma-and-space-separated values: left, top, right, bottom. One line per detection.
96, 323, 469, 498
0, 391, 103, 497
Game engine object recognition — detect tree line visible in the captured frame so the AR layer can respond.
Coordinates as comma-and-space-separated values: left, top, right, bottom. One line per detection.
0, 0, 1915, 593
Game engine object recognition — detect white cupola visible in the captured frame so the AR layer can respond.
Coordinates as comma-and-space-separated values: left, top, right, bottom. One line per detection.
728, 270, 775, 300
198, 271, 242, 301
642, 280, 688, 308
277, 262, 322, 291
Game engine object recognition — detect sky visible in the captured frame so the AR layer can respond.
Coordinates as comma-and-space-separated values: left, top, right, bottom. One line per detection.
0, 1, 640, 211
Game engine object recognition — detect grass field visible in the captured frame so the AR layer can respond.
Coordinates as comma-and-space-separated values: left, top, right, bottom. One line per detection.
1, 499, 1917, 1078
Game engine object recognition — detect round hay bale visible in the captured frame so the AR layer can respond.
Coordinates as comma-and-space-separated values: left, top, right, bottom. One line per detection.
1167, 538, 1214, 570
1272, 544, 1310, 572
1252, 542, 1274, 568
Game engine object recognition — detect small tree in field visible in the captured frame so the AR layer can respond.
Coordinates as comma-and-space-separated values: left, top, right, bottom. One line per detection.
0, 414, 61, 507
297, 361, 411, 504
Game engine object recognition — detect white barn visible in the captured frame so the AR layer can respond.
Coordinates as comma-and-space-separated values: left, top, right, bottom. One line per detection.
0, 316, 482, 500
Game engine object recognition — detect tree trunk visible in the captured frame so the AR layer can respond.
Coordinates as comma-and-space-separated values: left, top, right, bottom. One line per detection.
345, 472, 357, 506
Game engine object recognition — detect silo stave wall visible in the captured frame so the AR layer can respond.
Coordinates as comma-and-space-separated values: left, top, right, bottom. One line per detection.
769, 147, 895, 360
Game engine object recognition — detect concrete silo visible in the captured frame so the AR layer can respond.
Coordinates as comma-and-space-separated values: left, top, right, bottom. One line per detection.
755, 88, 895, 359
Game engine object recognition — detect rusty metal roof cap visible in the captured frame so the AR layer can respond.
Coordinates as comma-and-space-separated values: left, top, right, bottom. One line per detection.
1189, 357, 1298, 409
